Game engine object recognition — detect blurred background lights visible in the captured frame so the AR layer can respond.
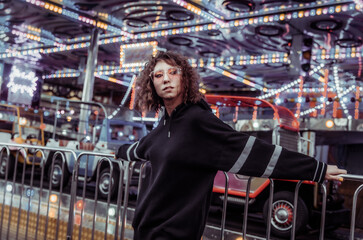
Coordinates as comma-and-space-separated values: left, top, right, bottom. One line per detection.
49, 194, 58, 203
76, 199, 84, 210
7, 66, 38, 97
108, 207, 116, 217
252, 121, 260, 128
6, 184, 12, 192
325, 119, 334, 128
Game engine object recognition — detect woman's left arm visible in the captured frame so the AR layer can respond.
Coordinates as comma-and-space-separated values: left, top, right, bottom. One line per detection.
325, 165, 347, 181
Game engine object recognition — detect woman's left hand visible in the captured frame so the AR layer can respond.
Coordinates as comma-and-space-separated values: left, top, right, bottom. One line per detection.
325, 165, 347, 181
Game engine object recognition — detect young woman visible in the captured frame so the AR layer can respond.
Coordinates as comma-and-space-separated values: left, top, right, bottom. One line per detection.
117, 51, 346, 240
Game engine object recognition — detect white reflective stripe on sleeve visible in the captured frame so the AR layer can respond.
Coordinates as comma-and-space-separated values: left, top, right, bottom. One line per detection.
261, 145, 282, 178
313, 161, 320, 181
126, 142, 138, 161
317, 163, 325, 182
133, 141, 142, 160
229, 136, 256, 173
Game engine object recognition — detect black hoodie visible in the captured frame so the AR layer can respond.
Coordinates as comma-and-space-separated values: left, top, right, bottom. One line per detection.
117, 99, 327, 240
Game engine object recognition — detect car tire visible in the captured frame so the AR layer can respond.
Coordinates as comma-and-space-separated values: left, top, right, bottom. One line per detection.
0, 152, 15, 179
263, 191, 309, 238
48, 157, 70, 189
98, 168, 119, 200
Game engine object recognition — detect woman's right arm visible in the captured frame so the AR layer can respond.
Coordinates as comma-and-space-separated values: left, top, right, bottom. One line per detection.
115, 141, 144, 161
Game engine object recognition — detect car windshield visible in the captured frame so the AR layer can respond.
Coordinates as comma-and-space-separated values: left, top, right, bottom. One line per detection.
109, 123, 142, 142
0, 105, 17, 133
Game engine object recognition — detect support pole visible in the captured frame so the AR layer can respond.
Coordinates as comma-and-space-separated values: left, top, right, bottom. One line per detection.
78, 28, 99, 140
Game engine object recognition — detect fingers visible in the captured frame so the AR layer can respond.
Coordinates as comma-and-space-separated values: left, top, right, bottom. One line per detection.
332, 168, 347, 178
335, 175, 344, 182
338, 169, 347, 174
336, 169, 347, 182
325, 165, 347, 181
326, 174, 343, 182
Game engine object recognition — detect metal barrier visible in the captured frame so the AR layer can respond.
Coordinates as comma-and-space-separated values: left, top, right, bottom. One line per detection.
214, 172, 363, 240
340, 174, 363, 240
216, 176, 328, 240
4, 141, 360, 240
290, 180, 327, 240
0, 142, 134, 240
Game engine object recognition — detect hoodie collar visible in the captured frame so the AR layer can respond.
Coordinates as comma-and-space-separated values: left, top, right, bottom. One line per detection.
164, 99, 211, 119
164, 101, 188, 119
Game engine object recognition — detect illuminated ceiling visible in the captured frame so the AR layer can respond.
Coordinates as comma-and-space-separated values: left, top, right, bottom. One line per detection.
0, 0, 363, 118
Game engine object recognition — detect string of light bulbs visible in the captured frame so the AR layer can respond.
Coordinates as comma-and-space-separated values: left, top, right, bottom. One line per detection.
300, 85, 357, 117
333, 66, 352, 119
259, 78, 301, 100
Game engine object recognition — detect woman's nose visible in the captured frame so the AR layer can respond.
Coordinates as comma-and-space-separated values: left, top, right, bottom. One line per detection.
163, 72, 170, 82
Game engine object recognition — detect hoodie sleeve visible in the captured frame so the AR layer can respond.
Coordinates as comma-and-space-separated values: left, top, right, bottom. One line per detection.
194, 109, 327, 183
116, 142, 137, 161
116, 138, 145, 161
115, 114, 167, 161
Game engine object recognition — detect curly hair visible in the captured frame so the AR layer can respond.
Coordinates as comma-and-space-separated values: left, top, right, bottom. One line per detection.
134, 51, 204, 112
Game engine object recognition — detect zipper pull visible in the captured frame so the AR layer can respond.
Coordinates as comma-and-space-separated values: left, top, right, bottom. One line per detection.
168, 131, 170, 138
164, 119, 166, 125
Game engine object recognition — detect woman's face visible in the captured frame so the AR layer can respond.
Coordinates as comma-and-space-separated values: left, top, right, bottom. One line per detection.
151, 60, 183, 104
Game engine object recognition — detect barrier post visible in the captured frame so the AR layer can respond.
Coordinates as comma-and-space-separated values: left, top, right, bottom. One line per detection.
318, 183, 327, 240
121, 160, 135, 240
291, 181, 303, 240
242, 177, 252, 239
266, 179, 274, 240
114, 161, 124, 240
220, 172, 229, 240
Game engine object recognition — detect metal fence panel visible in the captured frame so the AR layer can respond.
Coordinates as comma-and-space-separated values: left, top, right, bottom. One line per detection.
0, 142, 134, 240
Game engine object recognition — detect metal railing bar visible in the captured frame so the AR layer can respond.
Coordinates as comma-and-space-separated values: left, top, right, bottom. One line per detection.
266, 179, 274, 240
319, 184, 327, 240
350, 184, 363, 240
220, 172, 229, 240
78, 155, 89, 240
114, 161, 124, 240
242, 177, 252, 239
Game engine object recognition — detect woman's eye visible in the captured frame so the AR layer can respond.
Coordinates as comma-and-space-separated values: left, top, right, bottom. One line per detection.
154, 73, 163, 78
169, 69, 177, 75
